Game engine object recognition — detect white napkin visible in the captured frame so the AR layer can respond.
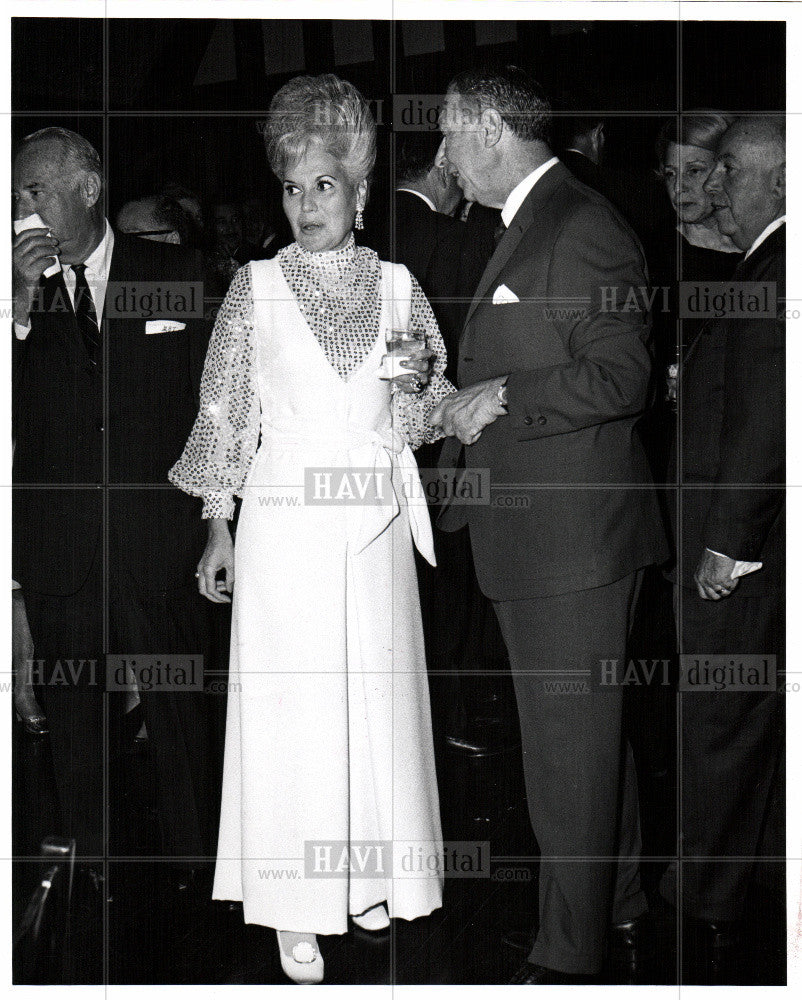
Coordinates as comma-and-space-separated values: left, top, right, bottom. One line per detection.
14, 213, 61, 278
707, 548, 763, 579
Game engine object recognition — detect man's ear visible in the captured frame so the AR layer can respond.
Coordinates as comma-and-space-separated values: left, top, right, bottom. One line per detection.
81, 170, 103, 209
772, 161, 785, 201
480, 107, 504, 149
594, 122, 605, 153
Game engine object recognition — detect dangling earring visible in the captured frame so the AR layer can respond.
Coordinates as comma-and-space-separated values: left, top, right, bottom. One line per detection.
355, 209, 364, 231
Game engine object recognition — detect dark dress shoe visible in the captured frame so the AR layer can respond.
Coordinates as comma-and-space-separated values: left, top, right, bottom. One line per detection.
612, 915, 647, 952
506, 916, 650, 974
446, 717, 517, 754
608, 915, 651, 983
510, 961, 595, 985
502, 928, 533, 952
14, 707, 49, 738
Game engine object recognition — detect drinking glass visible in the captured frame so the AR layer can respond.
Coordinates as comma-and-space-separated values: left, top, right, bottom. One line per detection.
378, 327, 427, 382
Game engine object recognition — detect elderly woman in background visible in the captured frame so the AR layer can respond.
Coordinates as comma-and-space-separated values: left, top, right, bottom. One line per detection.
640, 112, 742, 481
655, 111, 740, 286
658, 111, 742, 392
169, 74, 449, 984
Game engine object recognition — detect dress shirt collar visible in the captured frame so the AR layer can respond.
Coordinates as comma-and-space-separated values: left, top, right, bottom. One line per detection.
64, 218, 114, 322
501, 157, 560, 228
82, 217, 114, 279
396, 188, 437, 212
744, 215, 785, 259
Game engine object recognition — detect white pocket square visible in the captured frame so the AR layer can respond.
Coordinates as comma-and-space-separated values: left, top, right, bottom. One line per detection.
145, 319, 186, 334
492, 284, 520, 305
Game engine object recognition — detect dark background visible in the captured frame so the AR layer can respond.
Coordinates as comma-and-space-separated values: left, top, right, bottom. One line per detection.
12, 17, 785, 237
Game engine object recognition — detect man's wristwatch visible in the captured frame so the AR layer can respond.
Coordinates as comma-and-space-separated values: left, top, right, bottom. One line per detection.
497, 380, 508, 409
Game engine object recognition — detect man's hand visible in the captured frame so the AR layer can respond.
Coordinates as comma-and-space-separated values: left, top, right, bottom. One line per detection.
429, 377, 508, 445
12, 228, 59, 326
694, 549, 739, 601
197, 519, 235, 603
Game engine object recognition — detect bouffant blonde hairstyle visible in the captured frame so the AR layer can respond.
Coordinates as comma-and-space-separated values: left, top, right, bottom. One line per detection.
263, 74, 376, 187
655, 111, 734, 168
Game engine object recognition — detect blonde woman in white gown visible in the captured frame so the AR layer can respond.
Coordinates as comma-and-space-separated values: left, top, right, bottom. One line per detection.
169, 74, 450, 984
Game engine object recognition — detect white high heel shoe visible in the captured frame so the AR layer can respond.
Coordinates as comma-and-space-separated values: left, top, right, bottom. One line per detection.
352, 903, 390, 931
276, 930, 324, 984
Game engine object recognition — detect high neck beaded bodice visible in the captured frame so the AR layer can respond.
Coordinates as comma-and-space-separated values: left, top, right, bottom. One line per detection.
277, 234, 382, 381
293, 232, 358, 272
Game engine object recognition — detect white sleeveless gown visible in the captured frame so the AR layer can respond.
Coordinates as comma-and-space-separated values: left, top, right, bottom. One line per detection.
211, 258, 444, 933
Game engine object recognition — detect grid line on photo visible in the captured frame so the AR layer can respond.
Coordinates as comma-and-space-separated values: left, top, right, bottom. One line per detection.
675, 17, 684, 988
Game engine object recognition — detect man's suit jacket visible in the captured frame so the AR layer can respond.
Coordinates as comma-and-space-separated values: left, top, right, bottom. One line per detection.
561, 150, 655, 254
560, 150, 604, 192
13, 232, 210, 598
439, 161, 668, 601
391, 190, 494, 384
678, 224, 785, 595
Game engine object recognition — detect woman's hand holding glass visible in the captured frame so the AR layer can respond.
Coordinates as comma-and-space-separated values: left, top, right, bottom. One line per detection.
379, 328, 432, 393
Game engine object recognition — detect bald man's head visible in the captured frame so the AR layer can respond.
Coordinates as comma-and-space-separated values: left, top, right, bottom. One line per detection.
116, 196, 184, 243
728, 115, 784, 164
704, 115, 785, 250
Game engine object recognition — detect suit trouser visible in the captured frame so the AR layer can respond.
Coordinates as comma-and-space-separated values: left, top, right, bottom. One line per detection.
492, 569, 647, 974
22, 557, 220, 861
661, 584, 784, 921
109, 568, 219, 858
415, 444, 474, 674
23, 549, 105, 859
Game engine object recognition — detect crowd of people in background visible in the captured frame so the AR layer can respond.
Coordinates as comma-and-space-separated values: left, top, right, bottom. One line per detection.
114, 186, 284, 299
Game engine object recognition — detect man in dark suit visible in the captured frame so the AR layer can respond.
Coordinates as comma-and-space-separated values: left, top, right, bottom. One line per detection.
665, 116, 785, 983
116, 193, 190, 245
430, 67, 668, 983
393, 132, 494, 382
389, 133, 503, 750
555, 109, 653, 250
557, 114, 607, 193
12, 128, 218, 873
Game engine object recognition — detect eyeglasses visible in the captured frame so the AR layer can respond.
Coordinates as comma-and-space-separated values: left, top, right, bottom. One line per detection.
126, 228, 177, 237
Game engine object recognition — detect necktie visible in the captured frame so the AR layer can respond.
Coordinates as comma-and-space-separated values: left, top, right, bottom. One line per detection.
71, 263, 101, 365
493, 217, 507, 247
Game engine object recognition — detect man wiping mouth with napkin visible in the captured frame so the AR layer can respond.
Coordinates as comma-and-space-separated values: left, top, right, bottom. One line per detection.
12, 127, 220, 888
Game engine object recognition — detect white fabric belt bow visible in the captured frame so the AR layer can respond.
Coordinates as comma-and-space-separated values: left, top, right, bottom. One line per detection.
261, 421, 436, 566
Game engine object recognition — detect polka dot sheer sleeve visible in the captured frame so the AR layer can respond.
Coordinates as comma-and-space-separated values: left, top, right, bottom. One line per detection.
392, 273, 455, 451
169, 263, 261, 520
